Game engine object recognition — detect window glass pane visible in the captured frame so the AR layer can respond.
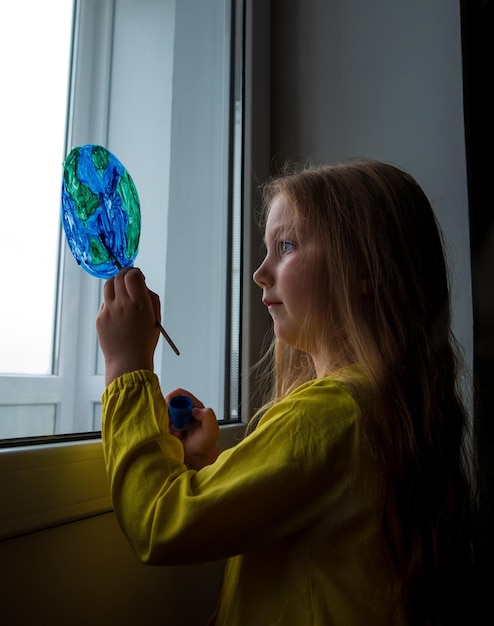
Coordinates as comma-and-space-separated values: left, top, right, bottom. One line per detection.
0, 1, 73, 374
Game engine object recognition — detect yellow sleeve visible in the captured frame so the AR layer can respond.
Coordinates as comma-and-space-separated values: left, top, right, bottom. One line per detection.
102, 370, 364, 566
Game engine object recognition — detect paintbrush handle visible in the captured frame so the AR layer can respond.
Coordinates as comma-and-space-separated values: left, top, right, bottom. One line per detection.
156, 321, 180, 355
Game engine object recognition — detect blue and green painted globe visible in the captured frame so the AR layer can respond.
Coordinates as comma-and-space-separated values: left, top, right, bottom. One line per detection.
61, 144, 141, 278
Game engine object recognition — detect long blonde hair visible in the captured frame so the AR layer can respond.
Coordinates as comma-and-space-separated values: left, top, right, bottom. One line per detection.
253, 159, 473, 624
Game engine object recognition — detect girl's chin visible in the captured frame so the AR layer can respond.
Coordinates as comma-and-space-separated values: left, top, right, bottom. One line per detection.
273, 329, 298, 348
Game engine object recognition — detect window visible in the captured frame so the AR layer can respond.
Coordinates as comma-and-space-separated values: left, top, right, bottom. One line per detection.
0, 0, 244, 443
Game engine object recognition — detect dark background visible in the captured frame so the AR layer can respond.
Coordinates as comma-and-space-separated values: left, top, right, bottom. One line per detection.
461, 0, 494, 614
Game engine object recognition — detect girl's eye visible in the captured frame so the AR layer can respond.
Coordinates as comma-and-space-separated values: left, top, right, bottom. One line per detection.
280, 240, 295, 254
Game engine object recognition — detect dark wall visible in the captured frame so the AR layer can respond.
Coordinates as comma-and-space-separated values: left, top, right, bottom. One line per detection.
461, 0, 494, 613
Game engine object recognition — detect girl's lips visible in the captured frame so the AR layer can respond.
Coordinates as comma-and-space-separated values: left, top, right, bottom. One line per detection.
263, 299, 282, 308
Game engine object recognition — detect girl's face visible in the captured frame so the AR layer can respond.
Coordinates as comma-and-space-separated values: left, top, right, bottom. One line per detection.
253, 194, 325, 362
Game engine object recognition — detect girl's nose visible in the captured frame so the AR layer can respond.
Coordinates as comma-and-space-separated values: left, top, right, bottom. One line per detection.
253, 257, 272, 288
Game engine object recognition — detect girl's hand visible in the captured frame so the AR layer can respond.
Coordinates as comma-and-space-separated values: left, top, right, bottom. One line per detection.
96, 267, 161, 386
165, 388, 220, 470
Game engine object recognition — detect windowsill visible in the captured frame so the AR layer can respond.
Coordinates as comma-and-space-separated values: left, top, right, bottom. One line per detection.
0, 422, 245, 541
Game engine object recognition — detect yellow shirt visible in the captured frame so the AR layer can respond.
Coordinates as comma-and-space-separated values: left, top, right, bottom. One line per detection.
102, 370, 399, 625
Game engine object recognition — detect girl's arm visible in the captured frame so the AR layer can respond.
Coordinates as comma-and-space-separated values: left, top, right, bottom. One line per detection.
102, 370, 364, 566
96, 268, 220, 470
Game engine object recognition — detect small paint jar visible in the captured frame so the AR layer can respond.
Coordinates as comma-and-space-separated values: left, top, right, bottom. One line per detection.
168, 395, 195, 431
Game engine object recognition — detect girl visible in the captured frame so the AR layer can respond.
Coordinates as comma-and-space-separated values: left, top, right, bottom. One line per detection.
97, 159, 473, 625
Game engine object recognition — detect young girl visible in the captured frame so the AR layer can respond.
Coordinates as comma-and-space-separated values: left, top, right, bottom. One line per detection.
97, 159, 473, 625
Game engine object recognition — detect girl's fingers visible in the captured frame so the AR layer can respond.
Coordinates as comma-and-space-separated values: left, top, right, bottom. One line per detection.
191, 408, 220, 438
121, 267, 146, 299
123, 270, 162, 323
104, 267, 136, 304
147, 288, 162, 322
102, 274, 116, 302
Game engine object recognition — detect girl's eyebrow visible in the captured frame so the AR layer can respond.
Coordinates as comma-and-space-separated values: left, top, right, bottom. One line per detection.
264, 223, 293, 246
